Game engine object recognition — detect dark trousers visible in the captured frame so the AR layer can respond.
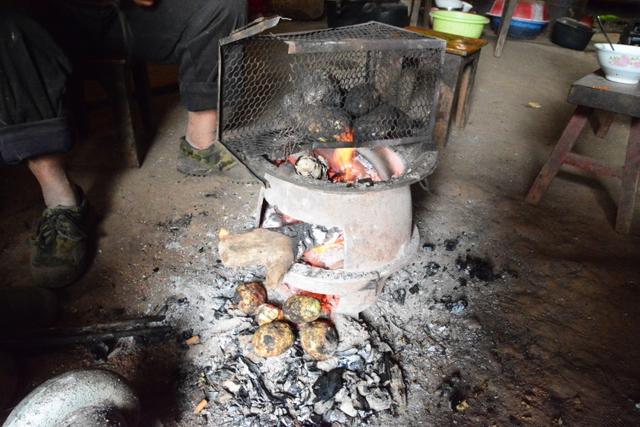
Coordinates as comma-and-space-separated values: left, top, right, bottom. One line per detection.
0, 0, 246, 166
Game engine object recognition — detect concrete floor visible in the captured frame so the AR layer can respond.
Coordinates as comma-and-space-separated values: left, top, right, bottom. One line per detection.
1, 33, 640, 425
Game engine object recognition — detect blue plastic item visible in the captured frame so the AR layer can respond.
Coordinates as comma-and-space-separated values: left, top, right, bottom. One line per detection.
490, 16, 547, 39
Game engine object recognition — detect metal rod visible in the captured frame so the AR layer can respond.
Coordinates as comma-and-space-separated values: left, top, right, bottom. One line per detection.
596, 16, 615, 51
0, 317, 172, 350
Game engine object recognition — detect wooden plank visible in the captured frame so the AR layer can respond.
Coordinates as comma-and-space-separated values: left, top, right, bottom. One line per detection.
568, 71, 640, 118
494, 0, 518, 57
615, 117, 640, 234
525, 106, 593, 205
405, 26, 488, 56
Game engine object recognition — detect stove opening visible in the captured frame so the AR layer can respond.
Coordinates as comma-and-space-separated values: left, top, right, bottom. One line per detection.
261, 204, 345, 270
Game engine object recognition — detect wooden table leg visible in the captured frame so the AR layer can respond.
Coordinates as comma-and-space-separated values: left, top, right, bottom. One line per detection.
454, 65, 471, 128
410, 0, 421, 26
525, 105, 593, 205
494, 0, 518, 57
434, 54, 462, 149
615, 117, 640, 234
455, 53, 480, 129
590, 111, 616, 139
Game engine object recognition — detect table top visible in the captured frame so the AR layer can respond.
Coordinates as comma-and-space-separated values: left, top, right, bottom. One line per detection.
568, 70, 640, 118
405, 26, 488, 56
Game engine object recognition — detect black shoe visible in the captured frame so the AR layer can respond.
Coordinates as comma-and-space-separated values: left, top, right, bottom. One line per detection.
31, 190, 89, 288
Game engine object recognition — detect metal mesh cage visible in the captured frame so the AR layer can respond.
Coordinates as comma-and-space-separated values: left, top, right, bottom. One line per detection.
218, 21, 445, 185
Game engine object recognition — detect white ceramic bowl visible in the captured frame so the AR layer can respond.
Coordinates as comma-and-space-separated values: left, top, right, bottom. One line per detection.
594, 43, 640, 85
435, 0, 463, 10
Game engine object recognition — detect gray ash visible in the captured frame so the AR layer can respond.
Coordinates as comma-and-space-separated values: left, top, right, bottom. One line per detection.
188, 311, 406, 426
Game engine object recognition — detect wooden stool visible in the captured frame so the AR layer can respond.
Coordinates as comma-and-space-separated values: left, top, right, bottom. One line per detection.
525, 71, 640, 234
406, 27, 488, 149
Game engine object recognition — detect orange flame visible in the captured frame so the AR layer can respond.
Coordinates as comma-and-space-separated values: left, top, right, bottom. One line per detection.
335, 129, 354, 143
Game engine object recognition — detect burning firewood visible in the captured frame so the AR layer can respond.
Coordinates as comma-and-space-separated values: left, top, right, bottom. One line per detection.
219, 228, 295, 287
301, 235, 345, 269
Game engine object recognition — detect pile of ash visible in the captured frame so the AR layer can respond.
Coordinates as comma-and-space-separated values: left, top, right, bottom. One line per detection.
183, 301, 406, 426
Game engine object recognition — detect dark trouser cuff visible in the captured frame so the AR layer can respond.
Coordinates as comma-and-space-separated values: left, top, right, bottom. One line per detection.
180, 82, 219, 112
0, 117, 74, 166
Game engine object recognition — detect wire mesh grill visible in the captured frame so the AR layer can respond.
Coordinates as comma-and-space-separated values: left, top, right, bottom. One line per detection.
219, 22, 444, 182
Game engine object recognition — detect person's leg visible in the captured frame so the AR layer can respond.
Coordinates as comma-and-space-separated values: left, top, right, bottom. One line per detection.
186, 110, 218, 150
123, 0, 247, 173
27, 154, 77, 208
0, 10, 88, 288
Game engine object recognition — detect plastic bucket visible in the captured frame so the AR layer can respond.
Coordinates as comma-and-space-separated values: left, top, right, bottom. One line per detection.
430, 11, 489, 38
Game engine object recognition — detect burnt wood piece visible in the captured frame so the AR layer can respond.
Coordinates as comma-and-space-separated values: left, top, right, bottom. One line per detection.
218, 228, 296, 287
525, 74, 640, 234
494, 0, 518, 57
568, 71, 640, 118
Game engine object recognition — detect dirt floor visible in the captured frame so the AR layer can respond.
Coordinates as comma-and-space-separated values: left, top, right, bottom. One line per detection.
1, 30, 640, 426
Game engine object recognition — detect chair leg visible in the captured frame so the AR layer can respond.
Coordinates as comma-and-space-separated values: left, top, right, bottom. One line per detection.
525, 105, 592, 205
107, 63, 144, 168
131, 60, 152, 131
615, 117, 640, 234
495, 0, 518, 57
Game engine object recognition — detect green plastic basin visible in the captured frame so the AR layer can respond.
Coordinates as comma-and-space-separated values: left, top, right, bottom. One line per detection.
430, 11, 489, 38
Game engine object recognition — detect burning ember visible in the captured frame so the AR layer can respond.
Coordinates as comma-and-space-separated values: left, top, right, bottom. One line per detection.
261, 205, 345, 270
302, 234, 345, 270
282, 142, 405, 185
314, 147, 380, 183
291, 288, 341, 315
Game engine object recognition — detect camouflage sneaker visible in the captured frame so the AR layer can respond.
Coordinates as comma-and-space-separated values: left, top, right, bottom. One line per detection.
31, 191, 88, 289
176, 137, 237, 176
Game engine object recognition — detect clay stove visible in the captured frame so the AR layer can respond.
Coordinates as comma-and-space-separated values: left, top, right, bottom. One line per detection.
218, 20, 445, 316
